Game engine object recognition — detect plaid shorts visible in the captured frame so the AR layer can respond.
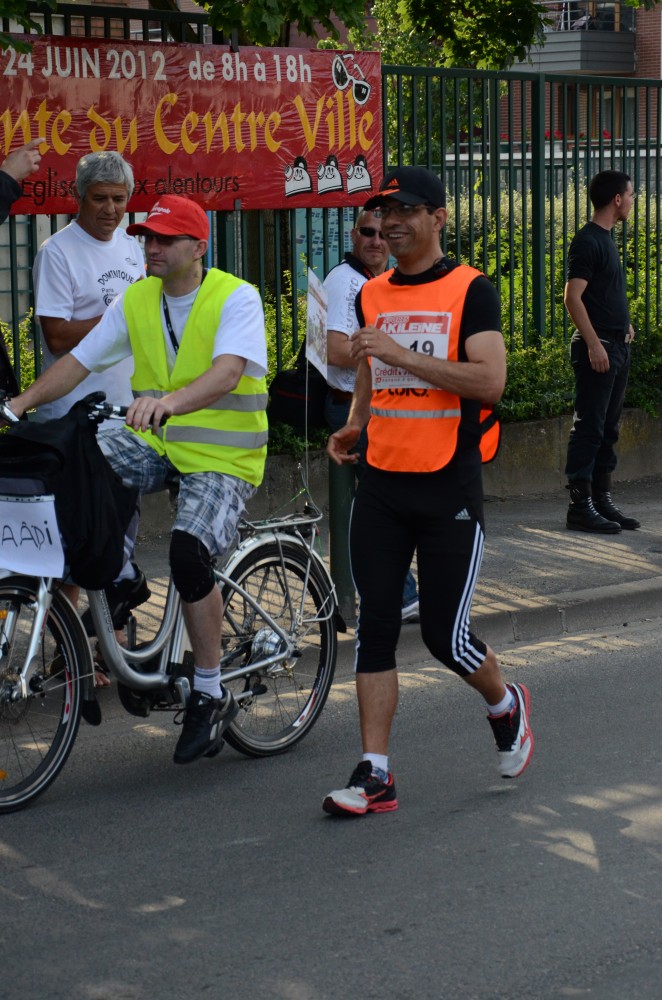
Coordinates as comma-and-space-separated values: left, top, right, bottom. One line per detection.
98, 428, 256, 558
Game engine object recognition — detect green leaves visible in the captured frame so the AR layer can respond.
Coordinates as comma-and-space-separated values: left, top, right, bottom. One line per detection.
400, 0, 544, 69
202, 0, 366, 47
380, 0, 650, 71
0, 310, 35, 391
0, 0, 56, 52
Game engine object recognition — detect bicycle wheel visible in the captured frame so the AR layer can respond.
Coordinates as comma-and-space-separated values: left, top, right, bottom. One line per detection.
0, 577, 88, 813
220, 540, 337, 757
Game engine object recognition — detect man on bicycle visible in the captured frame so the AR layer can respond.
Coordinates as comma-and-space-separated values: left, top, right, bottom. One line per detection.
9, 194, 269, 765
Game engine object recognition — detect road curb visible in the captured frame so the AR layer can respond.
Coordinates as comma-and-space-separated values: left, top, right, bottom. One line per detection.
473, 575, 662, 648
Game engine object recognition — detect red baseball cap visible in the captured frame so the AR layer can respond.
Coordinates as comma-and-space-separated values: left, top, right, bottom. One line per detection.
127, 195, 210, 240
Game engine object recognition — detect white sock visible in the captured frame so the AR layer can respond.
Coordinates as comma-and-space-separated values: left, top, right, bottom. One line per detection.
115, 562, 137, 583
363, 753, 389, 775
486, 687, 515, 716
193, 667, 224, 699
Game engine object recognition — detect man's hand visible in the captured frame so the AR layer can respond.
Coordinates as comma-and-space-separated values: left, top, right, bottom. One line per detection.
1, 139, 44, 184
125, 395, 174, 432
349, 324, 404, 366
327, 424, 361, 466
588, 341, 610, 373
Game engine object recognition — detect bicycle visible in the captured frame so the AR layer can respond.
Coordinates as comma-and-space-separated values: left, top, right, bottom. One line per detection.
0, 394, 342, 814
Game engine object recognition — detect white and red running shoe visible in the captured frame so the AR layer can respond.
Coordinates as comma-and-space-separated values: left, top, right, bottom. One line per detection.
487, 683, 534, 778
323, 761, 399, 816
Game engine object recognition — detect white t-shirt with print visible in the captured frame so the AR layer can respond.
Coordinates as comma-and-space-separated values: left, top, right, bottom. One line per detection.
72, 274, 267, 387
33, 221, 145, 421
322, 259, 369, 393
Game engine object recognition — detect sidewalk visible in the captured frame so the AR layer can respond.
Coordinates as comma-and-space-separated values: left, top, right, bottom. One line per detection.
474, 475, 662, 648
135, 475, 662, 657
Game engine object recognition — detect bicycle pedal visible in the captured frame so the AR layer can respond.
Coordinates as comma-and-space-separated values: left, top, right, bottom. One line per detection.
204, 740, 224, 759
173, 675, 191, 707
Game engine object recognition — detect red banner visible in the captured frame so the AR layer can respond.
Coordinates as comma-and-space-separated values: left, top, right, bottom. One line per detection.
1, 37, 383, 215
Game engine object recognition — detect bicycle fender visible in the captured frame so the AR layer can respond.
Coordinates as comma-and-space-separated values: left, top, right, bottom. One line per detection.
221, 531, 346, 633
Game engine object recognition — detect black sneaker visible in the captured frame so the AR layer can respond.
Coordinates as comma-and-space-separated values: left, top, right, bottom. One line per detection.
322, 760, 398, 816
173, 690, 239, 765
106, 565, 151, 628
487, 683, 534, 778
81, 563, 151, 635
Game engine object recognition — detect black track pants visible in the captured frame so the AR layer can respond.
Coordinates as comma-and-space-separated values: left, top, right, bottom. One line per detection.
350, 466, 488, 677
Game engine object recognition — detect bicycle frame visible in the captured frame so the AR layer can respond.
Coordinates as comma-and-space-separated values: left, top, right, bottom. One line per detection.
0, 394, 343, 811
42, 513, 338, 702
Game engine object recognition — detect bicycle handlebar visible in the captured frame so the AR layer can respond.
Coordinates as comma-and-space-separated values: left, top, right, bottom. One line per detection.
89, 401, 129, 422
0, 390, 129, 428
0, 392, 19, 425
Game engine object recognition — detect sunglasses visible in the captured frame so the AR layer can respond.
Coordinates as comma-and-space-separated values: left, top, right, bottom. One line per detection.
358, 226, 387, 240
332, 54, 371, 106
377, 203, 433, 219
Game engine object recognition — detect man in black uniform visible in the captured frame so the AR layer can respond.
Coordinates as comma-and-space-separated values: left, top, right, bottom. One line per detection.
564, 169, 640, 533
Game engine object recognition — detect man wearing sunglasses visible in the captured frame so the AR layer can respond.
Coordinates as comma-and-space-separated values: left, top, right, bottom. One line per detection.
323, 166, 533, 817
11, 194, 268, 766
323, 209, 419, 621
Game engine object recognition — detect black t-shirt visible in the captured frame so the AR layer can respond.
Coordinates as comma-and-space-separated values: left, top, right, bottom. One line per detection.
567, 221, 630, 339
356, 258, 502, 503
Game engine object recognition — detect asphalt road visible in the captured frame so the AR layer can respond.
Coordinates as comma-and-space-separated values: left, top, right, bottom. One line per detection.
3, 613, 662, 1000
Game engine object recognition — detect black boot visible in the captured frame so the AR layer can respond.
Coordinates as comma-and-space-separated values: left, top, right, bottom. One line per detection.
81, 563, 151, 636
566, 480, 621, 533
592, 471, 641, 530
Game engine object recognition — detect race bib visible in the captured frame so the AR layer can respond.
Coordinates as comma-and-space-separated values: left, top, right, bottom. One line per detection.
370, 311, 451, 390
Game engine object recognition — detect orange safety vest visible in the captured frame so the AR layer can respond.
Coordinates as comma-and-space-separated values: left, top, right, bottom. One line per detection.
359, 264, 500, 472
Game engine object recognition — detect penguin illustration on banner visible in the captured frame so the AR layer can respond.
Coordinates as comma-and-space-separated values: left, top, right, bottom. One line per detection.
317, 154, 343, 195
285, 156, 313, 197
346, 154, 372, 195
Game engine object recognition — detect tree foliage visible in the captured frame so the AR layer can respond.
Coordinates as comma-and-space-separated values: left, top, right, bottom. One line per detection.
417, 0, 659, 69
380, 0, 658, 70
201, 0, 367, 47
3, 0, 657, 63
0, 0, 56, 51
405, 0, 549, 69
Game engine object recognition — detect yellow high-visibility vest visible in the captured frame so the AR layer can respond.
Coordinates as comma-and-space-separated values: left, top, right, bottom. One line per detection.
123, 269, 268, 485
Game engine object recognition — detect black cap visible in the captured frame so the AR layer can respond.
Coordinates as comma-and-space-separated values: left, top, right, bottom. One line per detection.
364, 166, 446, 211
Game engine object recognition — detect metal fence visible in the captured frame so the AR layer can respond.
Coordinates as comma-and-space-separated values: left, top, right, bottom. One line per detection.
2, 3, 662, 381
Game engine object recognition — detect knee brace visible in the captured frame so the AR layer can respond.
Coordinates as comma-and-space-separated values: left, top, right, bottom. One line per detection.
169, 530, 215, 604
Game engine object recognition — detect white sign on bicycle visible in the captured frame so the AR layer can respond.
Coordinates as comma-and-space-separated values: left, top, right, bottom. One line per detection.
0, 494, 65, 577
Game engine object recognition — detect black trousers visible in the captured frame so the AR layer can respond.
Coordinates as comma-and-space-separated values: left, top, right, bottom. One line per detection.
349, 465, 487, 677
565, 337, 630, 483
